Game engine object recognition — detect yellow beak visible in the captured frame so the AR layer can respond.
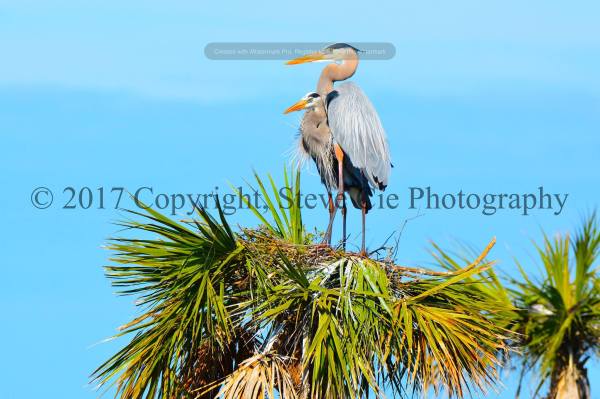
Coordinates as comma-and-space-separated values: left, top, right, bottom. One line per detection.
285, 52, 326, 65
283, 99, 309, 114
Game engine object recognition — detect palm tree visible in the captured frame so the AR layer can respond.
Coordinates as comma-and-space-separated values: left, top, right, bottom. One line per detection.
511, 214, 600, 399
91, 169, 515, 399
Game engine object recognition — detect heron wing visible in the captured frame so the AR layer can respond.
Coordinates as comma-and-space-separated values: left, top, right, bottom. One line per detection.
326, 82, 391, 190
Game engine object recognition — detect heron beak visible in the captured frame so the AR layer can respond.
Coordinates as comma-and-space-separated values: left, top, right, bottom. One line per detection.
285, 52, 326, 65
283, 99, 309, 114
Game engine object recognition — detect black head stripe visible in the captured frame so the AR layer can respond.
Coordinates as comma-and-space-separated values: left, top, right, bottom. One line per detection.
325, 43, 361, 52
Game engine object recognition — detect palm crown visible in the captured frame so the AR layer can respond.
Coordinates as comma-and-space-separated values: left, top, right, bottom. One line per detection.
511, 214, 600, 399
91, 169, 516, 399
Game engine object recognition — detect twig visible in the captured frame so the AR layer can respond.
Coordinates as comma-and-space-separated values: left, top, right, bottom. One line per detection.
387, 237, 496, 276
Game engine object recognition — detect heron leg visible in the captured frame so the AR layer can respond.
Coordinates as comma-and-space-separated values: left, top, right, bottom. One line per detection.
341, 196, 347, 251
360, 191, 367, 256
323, 192, 335, 245
334, 144, 345, 250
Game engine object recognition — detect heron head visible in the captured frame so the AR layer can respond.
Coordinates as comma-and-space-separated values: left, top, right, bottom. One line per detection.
286, 43, 360, 65
283, 92, 322, 114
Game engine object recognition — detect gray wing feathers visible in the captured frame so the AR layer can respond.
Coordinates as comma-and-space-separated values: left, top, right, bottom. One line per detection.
327, 82, 391, 189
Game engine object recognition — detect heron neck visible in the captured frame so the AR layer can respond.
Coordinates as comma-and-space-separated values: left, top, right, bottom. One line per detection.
317, 55, 359, 95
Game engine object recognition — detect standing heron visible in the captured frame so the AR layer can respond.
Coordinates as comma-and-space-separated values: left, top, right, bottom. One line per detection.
284, 91, 363, 249
284, 43, 391, 254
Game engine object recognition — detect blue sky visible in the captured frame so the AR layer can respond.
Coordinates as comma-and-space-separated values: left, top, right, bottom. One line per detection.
1, 1, 599, 398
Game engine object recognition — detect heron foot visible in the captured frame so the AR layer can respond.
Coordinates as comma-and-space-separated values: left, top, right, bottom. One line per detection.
313, 242, 332, 253
321, 231, 332, 246
317, 239, 331, 248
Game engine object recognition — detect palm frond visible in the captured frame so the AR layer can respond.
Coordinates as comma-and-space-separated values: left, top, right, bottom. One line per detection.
385, 239, 515, 398
92, 200, 247, 398
210, 352, 299, 399
235, 167, 307, 245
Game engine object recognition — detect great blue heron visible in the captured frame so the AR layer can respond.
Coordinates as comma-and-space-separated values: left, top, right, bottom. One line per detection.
283, 92, 356, 248
284, 43, 391, 254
